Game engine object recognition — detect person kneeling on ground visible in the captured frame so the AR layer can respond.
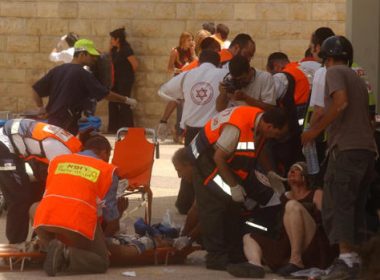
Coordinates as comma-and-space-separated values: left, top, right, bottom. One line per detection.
31, 135, 120, 276
227, 162, 337, 278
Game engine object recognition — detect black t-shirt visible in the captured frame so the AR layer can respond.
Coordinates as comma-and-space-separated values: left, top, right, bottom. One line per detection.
111, 43, 135, 95
33, 63, 109, 118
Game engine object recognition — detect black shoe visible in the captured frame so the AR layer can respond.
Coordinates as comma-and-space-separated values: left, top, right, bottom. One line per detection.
277, 263, 303, 276
206, 253, 228, 271
43, 239, 66, 276
322, 259, 360, 280
227, 262, 265, 278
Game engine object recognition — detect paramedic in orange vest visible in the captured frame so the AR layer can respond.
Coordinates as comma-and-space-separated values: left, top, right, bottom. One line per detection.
185, 106, 288, 270
32, 135, 120, 276
266, 52, 318, 127
265, 52, 316, 172
0, 119, 82, 244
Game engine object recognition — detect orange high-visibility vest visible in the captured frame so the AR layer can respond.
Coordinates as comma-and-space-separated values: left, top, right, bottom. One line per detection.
220, 49, 233, 65
189, 106, 262, 184
29, 122, 82, 163
6, 120, 82, 164
33, 153, 116, 240
282, 62, 310, 105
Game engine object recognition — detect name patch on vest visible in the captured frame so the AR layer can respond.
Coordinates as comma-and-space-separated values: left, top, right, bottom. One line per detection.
55, 162, 100, 182
43, 125, 72, 142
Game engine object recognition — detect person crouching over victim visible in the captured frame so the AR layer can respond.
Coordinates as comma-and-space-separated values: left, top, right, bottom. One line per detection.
31, 135, 120, 276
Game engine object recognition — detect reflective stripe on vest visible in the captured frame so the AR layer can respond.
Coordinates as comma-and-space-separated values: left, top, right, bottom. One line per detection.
212, 174, 232, 195
192, 106, 262, 184
236, 141, 255, 151
190, 140, 200, 159
10, 119, 21, 134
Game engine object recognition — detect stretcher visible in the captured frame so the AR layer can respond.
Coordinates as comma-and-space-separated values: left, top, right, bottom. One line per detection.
0, 243, 44, 271
112, 127, 159, 225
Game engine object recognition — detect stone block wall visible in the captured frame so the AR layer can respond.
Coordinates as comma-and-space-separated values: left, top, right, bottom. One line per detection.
0, 0, 346, 131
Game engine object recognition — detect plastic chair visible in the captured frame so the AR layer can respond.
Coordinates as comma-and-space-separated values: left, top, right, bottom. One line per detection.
112, 128, 159, 225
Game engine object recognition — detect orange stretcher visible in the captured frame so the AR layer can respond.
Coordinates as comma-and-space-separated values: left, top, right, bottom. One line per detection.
112, 127, 159, 225
0, 244, 44, 271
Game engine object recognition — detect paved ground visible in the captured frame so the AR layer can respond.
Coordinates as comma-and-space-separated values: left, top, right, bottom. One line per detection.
0, 137, 286, 279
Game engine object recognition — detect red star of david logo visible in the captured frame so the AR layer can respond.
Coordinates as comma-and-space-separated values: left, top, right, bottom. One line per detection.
195, 87, 208, 101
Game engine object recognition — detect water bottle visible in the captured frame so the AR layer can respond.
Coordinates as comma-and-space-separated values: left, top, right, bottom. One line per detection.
161, 209, 172, 227
302, 141, 319, 175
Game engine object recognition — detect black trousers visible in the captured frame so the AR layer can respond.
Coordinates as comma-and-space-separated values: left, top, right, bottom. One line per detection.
108, 102, 134, 133
0, 150, 45, 243
192, 170, 244, 268
175, 126, 201, 214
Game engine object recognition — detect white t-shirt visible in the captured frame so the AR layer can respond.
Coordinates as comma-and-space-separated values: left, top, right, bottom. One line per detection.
229, 69, 276, 107
158, 63, 228, 128
272, 73, 289, 100
49, 47, 74, 63
309, 67, 327, 107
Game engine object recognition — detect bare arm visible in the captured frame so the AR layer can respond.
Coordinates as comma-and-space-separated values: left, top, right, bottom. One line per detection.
104, 91, 128, 103
241, 93, 275, 111
167, 49, 178, 74
301, 90, 348, 144
313, 189, 323, 211
215, 84, 230, 112
309, 105, 325, 127
181, 201, 201, 241
160, 101, 177, 122
127, 55, 139, 72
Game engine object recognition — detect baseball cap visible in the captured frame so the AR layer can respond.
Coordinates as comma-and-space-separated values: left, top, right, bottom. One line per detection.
74, 39, 100, 56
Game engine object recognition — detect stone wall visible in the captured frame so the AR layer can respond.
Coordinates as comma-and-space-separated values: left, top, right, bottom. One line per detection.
0, 0, 346, 131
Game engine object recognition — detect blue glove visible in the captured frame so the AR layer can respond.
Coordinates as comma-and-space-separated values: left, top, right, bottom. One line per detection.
78, 116, 102, 133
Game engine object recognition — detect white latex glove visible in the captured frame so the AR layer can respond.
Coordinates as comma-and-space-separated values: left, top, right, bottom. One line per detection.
267, 171, 286, 194
173, 236, 191, 250
157, 122, 168, 141
124, 97, 138, 109
57, 35, 68, 50
230, 184, 246, 203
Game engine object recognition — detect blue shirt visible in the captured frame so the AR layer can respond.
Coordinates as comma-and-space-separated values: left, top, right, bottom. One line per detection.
79, 150, 119, 222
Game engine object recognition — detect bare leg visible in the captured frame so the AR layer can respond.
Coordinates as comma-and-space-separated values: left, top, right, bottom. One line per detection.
243, 233, 263, 267
283, 200, 316, 267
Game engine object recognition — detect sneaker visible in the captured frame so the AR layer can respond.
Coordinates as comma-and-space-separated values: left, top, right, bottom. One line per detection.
322, 258, 360, 280
43, 239, 66, 276
277, 263, 303, 276
227, 262, 265, 278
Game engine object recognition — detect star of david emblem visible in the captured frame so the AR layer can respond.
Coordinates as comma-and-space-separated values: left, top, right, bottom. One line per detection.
190, 82, 213, 105
195, 87, 208, 101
